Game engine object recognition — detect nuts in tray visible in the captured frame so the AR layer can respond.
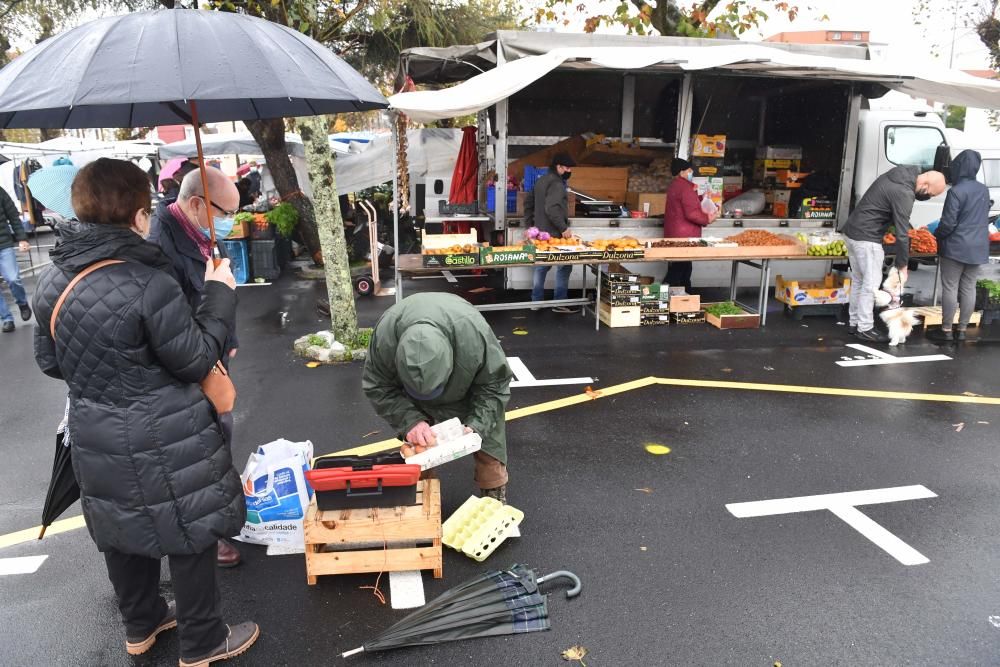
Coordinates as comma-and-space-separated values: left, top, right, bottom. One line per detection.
723, 230, 797, 246
649, 239, 706, 248
422, 244, 479, 255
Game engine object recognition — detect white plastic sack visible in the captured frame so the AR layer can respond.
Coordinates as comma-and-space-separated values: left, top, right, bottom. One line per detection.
234, 439, 314, 548
700, 197, 718, 215
722, 189, 766, 217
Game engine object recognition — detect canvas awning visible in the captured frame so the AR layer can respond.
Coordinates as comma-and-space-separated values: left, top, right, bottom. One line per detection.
334, 128, 463, 194
390, 41, 1000, 123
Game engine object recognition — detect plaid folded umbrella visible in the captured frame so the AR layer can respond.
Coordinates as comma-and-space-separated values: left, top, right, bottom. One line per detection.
341, 564, 581, 657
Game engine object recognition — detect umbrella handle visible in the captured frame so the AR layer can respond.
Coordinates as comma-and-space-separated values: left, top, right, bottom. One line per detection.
537, 570, 582, 599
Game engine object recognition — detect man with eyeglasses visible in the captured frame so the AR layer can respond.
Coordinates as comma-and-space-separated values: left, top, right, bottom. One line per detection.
154, 166, 244, 569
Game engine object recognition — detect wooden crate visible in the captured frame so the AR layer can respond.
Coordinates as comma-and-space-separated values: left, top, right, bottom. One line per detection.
304, 478, 442, 585
908, 306, 982, 328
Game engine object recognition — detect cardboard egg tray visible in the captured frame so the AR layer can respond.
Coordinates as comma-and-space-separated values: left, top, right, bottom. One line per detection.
442, 496, 524, 562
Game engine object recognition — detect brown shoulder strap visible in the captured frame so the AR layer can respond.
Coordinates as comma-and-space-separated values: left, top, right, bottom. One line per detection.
49, 259, 126, 339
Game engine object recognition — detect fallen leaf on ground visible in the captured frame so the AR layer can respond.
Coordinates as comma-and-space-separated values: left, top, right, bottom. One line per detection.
775, 662, 783, 667
512, 327, 528, 335
954, 423, 965, 432
634, 487, 653, 494
362, 430, 380, 438
764, 366, 775, 371
562, 645, 588, 665
962, 391, 982, 397
305, 361, 321, 368
584, 386, 601, 400
644, 443, 671, 455
721, 368, 733, 373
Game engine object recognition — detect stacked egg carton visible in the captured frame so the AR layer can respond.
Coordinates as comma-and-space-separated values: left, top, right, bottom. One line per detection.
442, 496, 524, 562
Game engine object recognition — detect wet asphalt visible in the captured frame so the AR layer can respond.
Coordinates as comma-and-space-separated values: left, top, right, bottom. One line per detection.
2, 249, 1000, 666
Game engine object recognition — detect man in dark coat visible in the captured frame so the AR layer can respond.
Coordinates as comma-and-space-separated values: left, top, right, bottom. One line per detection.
843, 166, 946, 342
928, 149, 992, 341
0, 186, 32, 332
32, 157, 258, 665
529, 152, 579, 313
153, 166, 243, 567
363, 293, 513, 502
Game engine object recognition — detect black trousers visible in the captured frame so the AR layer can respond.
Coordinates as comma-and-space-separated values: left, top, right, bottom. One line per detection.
664, 261, 693, 291
104, 543, 227, 659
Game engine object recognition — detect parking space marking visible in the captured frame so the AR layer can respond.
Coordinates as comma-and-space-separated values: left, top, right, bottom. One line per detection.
507, 356, 594, 388
727, 485, 938, 565
0, 555, 48, 575
836, 343, 952, 367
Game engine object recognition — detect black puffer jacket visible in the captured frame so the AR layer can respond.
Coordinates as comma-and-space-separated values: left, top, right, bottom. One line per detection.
936, 149, 991, 265
33, 221, 245, 558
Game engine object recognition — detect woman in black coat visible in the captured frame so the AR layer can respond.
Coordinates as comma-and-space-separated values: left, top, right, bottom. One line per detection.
32, 159, 259, 666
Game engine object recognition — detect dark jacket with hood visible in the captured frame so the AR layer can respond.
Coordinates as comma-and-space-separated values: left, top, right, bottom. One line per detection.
32, 221, 244, 558
935, 149, 991, 265
361, 293, 512, 464
1, 186, 28, 250
844, 165, 918, 269
530, 171, 570, 236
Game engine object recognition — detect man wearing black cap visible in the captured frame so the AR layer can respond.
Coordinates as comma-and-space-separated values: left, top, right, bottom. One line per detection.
662, 157, 717, 290
530, 152, 578, 312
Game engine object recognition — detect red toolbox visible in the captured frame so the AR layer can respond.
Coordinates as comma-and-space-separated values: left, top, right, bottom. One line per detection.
305, 457, 420, 511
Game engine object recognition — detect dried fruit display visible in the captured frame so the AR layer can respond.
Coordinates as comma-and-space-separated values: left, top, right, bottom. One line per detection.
587, 237, 643, 250
724, 230, 796, 246
649, 239, 705, 248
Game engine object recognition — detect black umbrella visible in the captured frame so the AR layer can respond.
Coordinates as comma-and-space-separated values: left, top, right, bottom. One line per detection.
341, 565, 582, 657
38, 414, 77, 539
0, 9, 388, 534
0, 8, 388, 249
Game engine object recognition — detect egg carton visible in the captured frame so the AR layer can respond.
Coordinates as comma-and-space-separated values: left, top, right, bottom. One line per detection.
402, 418, 482, 471
442, 496, 524, 562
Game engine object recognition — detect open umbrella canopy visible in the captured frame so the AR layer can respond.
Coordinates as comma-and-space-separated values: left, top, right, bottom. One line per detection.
28, 164, 79, 219
0, 9, 388, 129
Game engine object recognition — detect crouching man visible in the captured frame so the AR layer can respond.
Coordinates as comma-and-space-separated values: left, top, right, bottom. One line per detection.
362, 293, 512, 502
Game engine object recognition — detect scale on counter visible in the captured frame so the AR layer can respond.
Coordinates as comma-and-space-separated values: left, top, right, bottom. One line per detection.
568, 188, 627, 218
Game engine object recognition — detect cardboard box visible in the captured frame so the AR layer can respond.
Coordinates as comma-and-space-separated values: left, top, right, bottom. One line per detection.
640, 303, 671, 316
722, 176, 743, 200
480, 245, 535, 266
799, 197, 836, 220
601, 279, 641, 294
754, 160, 802, 184
640, 283, 664, 302
773, 202, 789, 218
668, 286, 701, 313
602, 293, 642, 307
691, 134, 727, 158
671, 311, 706, 325
756, 145, 803, 160
599, 301, 641, 328
691, 157, 725, 177
567, 166, 629, 202
625, 192, 666, 217
640, 314, 671, 326
692, 176, 724, 207
515, 191, 528, 217
775, 273, 851, 308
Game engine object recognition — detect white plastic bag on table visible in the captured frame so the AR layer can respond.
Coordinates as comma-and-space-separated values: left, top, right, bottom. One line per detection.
722, 190, 765, 217
234, 438, 314, 548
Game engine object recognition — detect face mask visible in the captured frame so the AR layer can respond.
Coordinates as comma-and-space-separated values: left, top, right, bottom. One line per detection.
561, 171, 572, 181
915, 189, 932, 202
685, 171, 694, 182
202, 215, 235, 239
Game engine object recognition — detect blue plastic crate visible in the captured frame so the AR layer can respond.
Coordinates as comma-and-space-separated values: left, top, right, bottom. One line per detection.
220, 239, 249, 285
486, 188, 518, 213
523, 166, 549, 192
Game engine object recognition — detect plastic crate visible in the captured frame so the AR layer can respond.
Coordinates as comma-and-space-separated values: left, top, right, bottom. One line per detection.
220, 239, 249, 285
250, 220, 274, 240
485, 188, 518, 213
523, 166, 549, 192
250, 239, 280, 281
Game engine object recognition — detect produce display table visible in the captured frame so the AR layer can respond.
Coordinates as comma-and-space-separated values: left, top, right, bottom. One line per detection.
398, 246, 810, 329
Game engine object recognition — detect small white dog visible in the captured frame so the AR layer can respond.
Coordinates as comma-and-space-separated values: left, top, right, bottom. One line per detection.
880, 307, 921, 346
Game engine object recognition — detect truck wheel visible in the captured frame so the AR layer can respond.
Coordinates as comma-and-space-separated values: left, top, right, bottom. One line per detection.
354, 276, 374, 296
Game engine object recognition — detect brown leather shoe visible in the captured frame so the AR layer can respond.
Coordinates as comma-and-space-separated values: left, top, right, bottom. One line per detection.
178, 622, 259, 667
126, 601, 177, 655
216, 539, 241, 568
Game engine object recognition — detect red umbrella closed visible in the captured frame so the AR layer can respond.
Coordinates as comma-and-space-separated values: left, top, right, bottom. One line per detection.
448, 126, 478, 205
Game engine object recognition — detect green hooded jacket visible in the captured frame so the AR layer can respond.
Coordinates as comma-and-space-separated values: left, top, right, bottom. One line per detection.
362, 293, 512, 463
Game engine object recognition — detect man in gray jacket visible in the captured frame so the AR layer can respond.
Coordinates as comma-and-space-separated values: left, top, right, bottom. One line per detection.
0, 187, 31, 332
529, 152, 577, 312
843, 166, 946, 342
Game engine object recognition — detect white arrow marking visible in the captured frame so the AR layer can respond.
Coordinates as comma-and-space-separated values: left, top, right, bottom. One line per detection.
507, 356, 593, 388
726, 485, 937, 566
836, 343, 951, 367
0, 555, 48, 575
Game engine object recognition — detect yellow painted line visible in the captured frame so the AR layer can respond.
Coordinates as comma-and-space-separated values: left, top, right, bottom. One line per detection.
0, 515, 86, 551
653, 377, 1000, 405
7, 376, 998, 550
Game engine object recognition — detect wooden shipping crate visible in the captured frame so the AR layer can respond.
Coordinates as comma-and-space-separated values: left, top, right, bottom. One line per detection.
304, 478, 442, 585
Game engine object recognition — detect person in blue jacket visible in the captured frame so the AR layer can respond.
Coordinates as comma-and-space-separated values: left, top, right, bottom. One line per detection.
928, 149, 992, 342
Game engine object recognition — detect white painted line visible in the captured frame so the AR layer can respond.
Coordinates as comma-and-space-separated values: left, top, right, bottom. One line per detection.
726, 485, 937, 566
836, 343, 951, 367
236, 282, 272, 287
507, 356, 536, 382
389, 570, 426, 609
506, 356, 594, 388
0, 555, 48, 575
442, 270, 458, 284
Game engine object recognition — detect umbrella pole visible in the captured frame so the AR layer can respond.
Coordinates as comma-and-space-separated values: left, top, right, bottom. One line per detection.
189, 100, 220, 266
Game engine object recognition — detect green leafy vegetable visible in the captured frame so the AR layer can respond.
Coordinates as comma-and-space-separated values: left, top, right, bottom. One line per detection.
978, 279, 1000, 302
704, 301, 746, 317
265, 203, 299, 238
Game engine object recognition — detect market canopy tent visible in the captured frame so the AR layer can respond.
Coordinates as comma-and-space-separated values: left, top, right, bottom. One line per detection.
334, 128, 463, 195
390, 40, 1000, 122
